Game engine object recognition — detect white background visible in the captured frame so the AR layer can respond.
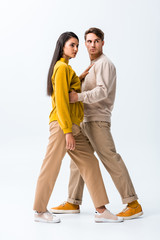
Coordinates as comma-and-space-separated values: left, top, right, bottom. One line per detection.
0, 0, 160, 239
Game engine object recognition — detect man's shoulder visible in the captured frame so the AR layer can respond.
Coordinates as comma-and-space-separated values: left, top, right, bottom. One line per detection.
96, 54, 116, 70
101, 54, 115, 66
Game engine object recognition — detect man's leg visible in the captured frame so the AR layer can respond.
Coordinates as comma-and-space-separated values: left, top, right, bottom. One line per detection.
67, 124, 109, 208
67, 124, 123, 222
82, 121, 143, 219
82, 121, 138, 204
63, 120, 138, 205
67, 160, 85, 205
67, 127, 93, 205
51, 159, 84, 214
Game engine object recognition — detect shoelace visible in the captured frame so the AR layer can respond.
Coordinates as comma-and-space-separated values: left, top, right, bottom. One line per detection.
122, 207, 129, 212
45, 210, 57, 217
61, 201, 67, 207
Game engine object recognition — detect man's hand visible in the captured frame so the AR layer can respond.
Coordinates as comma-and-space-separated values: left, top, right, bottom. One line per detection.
69, 90, 78, 103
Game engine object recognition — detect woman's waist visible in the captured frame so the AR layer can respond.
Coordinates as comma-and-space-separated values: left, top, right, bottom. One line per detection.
50, 102, 84, 120
69, 101, 84, 112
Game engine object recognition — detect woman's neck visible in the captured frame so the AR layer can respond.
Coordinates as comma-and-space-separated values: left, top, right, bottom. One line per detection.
62, 55, 69, 61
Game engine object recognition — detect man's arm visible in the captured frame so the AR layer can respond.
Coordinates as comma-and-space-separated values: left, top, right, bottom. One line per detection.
77, 85, 107, 104
69, 85, 107, 103
70, 62, 115, 104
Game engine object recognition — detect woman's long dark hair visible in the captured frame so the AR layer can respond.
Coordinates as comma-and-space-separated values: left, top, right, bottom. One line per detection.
47, 32, 79, 96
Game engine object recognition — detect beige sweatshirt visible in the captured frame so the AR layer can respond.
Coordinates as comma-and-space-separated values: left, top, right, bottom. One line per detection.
78, 54, 116, 123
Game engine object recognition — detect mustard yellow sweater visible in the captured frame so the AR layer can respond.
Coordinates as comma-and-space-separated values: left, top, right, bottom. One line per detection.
49, 58, 84, 134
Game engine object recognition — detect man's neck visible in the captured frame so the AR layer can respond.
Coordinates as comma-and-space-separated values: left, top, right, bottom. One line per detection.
89, 52, 103, 61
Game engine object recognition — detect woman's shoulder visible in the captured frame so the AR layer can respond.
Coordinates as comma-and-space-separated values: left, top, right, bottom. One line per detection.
55, 60, 69, 71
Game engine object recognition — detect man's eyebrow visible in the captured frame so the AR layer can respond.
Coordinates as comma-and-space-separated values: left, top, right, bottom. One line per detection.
87, 38, 101, 41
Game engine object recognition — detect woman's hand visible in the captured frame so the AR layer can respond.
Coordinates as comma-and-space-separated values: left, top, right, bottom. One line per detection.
79, 64, 94, 81
65, 132, 75, 151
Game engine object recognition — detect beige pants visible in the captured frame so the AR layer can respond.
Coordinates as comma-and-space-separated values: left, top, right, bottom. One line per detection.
68, 121, 138, 205
33, 121, 109, 212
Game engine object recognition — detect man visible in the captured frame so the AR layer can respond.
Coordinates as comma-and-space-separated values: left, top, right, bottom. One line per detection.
51, 27, 143, 220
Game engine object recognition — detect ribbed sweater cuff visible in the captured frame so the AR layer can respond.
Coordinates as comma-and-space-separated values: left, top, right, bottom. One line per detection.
63, 128, 72, 134
78, 93, 84, 102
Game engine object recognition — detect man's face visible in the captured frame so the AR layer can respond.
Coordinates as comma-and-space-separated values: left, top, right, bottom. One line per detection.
85, 33, 104, 56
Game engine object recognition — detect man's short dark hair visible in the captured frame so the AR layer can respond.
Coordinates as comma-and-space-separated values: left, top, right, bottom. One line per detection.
84, 27, 104, 41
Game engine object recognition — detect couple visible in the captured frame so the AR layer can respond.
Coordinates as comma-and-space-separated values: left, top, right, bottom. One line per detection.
33, 27, 143, 223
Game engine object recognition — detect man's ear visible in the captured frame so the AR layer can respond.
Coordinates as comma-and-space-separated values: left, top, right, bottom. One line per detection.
85, 41, 87, 47
102, 41, 104, 46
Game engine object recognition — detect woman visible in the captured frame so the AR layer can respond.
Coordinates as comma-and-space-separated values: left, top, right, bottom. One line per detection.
33, 32, 123, 223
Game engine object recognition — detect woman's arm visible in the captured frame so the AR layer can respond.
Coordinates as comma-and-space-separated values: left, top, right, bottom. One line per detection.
54, 64, 72, 133
65, 133, 75, 151
54, 64, 75, 150
79, 64, 94, 81
69, 64, 94, 103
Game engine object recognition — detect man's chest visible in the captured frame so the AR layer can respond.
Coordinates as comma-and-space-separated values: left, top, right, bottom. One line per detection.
82, 68, 97, 91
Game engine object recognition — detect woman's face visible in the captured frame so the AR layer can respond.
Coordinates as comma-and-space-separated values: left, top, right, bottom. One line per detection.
62, 37, 79, 60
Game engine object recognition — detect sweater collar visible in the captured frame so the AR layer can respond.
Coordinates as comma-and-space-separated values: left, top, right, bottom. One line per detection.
60, 58, 69, 64
91, 53, 104, 64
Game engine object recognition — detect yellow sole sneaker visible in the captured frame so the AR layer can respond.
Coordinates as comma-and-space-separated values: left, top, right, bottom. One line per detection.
117, 204, 143, 220
50, 202, 80, 214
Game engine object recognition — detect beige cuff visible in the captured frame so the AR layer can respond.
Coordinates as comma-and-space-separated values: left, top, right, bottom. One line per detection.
78, 93, 84, 102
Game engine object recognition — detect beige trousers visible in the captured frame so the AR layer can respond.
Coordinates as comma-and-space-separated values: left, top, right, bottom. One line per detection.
33, 121, 109, 212
68, 121, 138, 205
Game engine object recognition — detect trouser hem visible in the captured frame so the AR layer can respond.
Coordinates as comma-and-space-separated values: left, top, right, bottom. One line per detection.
95, 200, 109, 208
67, 198, 109, 208
122, 194, 138, 204
33, 207, 47, 212
67, 197, 82, 205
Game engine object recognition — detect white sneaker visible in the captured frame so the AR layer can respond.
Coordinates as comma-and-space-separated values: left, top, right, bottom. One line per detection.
95, 209, 124, 223
34, 210, 60, 223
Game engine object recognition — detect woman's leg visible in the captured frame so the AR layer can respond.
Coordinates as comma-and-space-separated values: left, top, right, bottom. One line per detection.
33, 121, 66, 212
